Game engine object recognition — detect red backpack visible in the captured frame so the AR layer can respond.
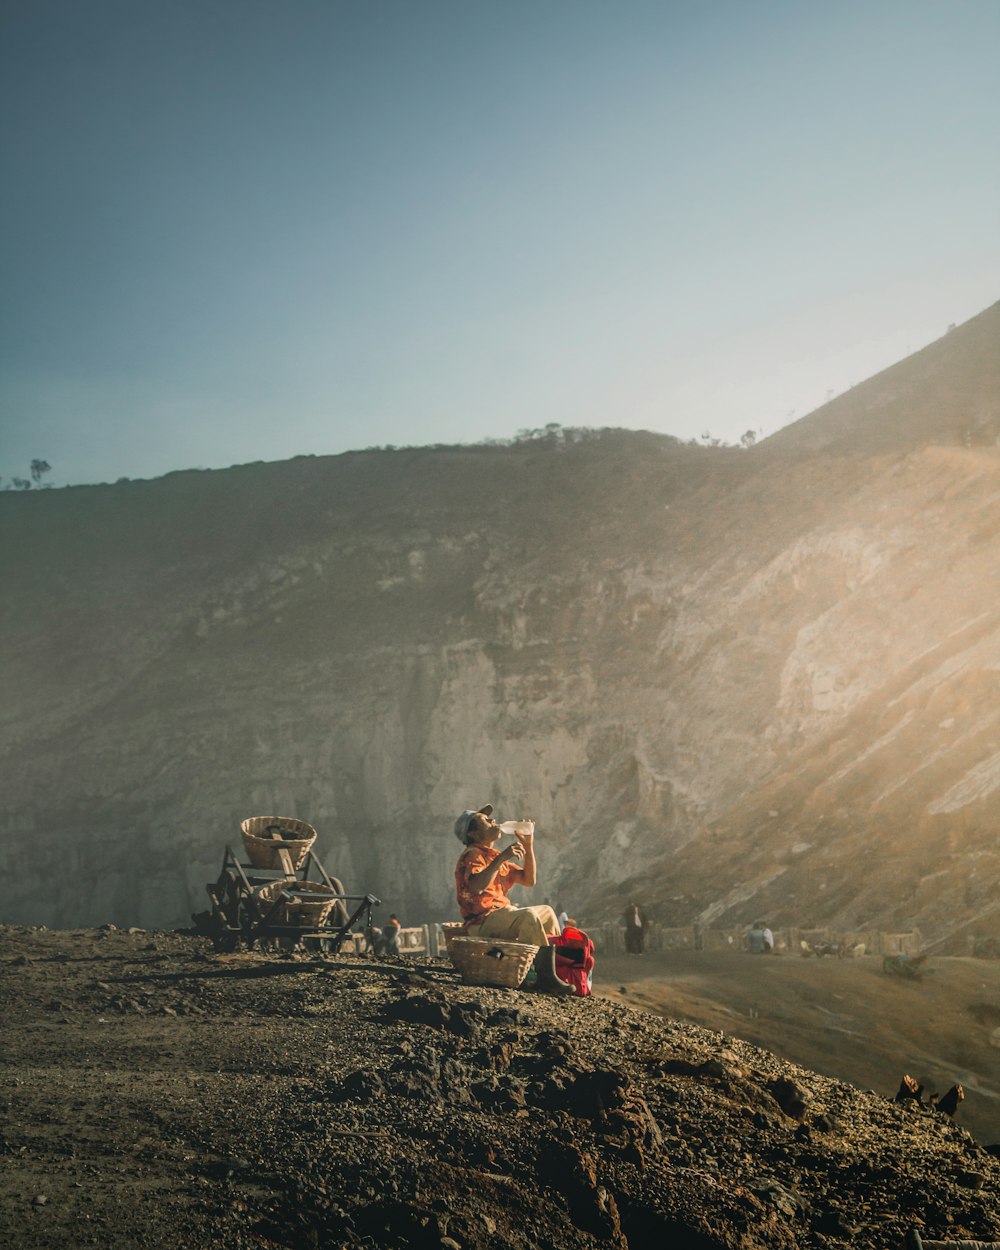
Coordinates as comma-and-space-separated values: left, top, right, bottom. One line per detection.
549, 925, 595, 997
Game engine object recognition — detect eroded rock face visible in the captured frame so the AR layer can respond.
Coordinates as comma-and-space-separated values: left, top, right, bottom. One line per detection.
2, 304, 999, 939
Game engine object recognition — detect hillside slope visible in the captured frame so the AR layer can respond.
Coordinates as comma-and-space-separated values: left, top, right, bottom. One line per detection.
595, 950, 1000, 1146
3, 927, 999, 1250
762, 300, 1000, 457
1, 303, 999, 942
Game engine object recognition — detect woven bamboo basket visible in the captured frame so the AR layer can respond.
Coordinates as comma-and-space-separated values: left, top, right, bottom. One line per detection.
448, 937, 538, 988
254, 878, 339, 927
441, 922, 468, 959
241, 816, 317, 870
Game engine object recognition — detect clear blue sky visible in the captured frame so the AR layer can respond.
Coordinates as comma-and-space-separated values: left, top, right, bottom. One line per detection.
2, 0, 998, 486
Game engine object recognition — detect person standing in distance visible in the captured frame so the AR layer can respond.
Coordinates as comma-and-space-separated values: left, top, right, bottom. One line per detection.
382, 914, 401, 956
623, 901, 646, 954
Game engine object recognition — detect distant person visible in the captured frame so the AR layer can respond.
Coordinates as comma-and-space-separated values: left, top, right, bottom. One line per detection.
623, 902, 646, 954
747, 921, 774, 954
453, 804, 573, 996
382, 913, 401, 956
556, 905, 569, 930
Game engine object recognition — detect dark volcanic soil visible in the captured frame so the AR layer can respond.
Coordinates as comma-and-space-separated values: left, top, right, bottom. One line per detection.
2, 926, 1000, 1250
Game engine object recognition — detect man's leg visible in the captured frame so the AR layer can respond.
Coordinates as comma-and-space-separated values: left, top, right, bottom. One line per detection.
477, 907, 572, 995
477, 905, 559, 947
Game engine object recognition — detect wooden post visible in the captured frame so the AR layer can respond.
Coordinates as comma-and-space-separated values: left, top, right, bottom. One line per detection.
264, 825, 295, 877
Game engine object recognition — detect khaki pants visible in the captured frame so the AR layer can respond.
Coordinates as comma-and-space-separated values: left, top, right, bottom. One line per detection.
474, 904, 560, 948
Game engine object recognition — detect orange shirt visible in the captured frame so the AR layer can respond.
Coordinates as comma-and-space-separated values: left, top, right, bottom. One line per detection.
455, 845, 525, 919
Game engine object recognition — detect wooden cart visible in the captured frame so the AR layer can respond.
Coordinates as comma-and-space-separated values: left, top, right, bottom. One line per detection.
203, 843, 380, 953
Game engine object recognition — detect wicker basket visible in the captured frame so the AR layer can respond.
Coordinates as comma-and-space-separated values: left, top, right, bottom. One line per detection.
448, 937, 538, 988
254, 879, 339, 927
241, 816, 317, 870
441, 922, 468, 959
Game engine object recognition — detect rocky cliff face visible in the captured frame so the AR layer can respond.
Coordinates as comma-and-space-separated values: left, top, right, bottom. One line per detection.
3, 302, 999, 941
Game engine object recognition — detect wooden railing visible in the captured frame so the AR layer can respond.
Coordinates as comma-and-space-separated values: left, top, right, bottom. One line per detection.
337, 924, 432, 955
590, 922, 922, 957
393, 923, 924, 960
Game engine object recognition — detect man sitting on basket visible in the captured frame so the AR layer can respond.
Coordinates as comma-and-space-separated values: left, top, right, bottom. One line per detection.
454, 804, 573, 997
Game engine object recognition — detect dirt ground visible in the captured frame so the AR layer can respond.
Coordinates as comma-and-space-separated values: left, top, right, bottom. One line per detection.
593, 949, 1000, 1145
3, 926, 1000, 1250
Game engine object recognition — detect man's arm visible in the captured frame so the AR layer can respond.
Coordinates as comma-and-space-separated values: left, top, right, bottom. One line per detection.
515, 838, 536, 888
467, 843, 525, 894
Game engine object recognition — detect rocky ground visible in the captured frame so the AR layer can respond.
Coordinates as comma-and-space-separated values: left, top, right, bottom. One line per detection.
3, 926, 1000, 1250
594, 949, 1000, 1147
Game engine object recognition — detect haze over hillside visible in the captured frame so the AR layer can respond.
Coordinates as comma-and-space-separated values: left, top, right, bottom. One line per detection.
2, 301, 999, 942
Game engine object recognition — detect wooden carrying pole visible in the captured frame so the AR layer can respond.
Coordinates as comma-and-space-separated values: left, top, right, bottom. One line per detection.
265, 825, 295, 877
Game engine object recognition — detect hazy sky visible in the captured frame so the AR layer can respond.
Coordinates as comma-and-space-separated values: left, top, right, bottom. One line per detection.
2, 0, 998, 487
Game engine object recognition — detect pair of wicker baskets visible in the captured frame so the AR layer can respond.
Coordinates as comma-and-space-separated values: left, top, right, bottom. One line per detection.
448, 935, 539, 988
241, 816, 316, 871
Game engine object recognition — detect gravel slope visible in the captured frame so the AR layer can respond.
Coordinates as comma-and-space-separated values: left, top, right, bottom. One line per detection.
2, 926, 999, 1250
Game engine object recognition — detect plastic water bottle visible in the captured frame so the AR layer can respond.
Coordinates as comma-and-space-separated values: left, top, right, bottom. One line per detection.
498, 820, 534, 838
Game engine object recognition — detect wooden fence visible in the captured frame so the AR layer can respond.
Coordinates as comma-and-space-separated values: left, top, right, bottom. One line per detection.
338, 925, 432, 955
354, 923, 923, 960
591, 922, 922, 958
